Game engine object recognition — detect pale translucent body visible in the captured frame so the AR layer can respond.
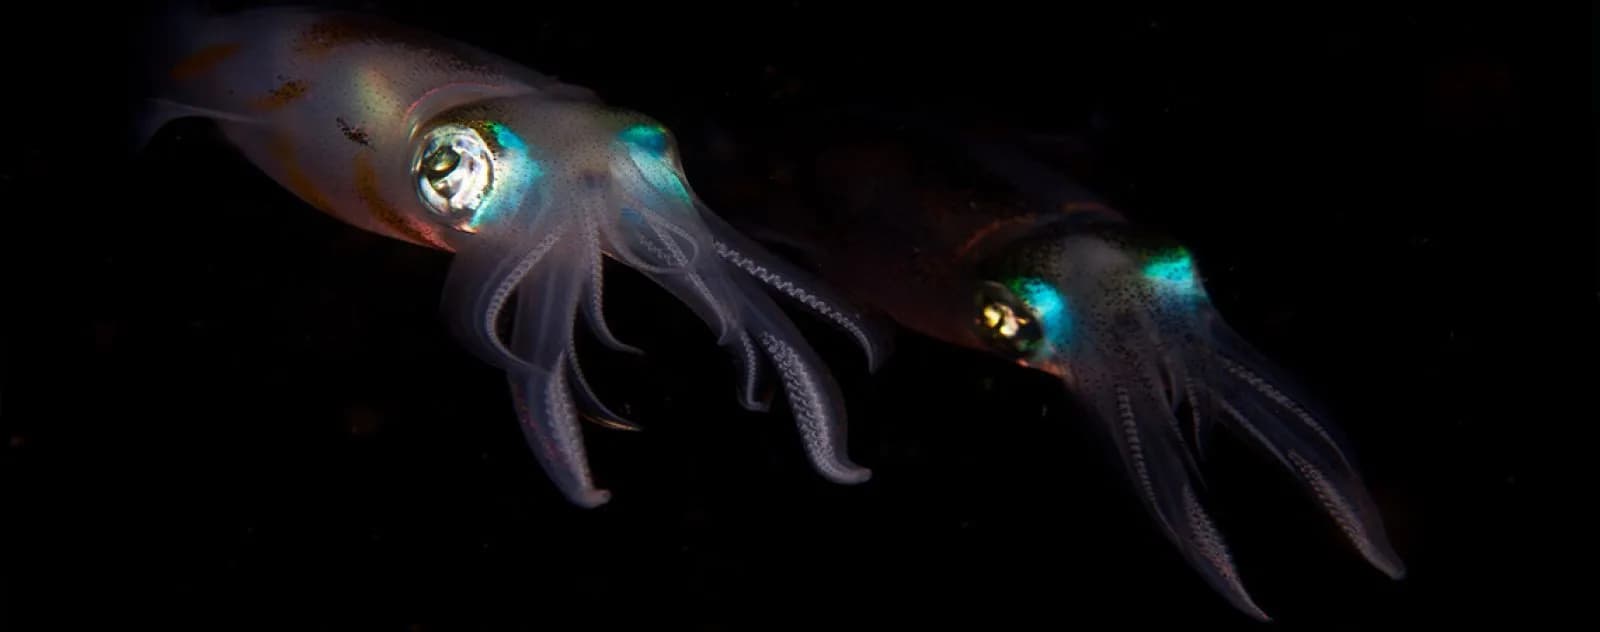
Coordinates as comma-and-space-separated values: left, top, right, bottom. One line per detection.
144, 7, 886, 506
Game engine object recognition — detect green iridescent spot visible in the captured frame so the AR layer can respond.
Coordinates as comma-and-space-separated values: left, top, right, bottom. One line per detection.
466, 121, 543, 231
1143, 248, 1199, 294
487, 121, 528, 153
618, 124, 688, 201
618, 124, 670, 156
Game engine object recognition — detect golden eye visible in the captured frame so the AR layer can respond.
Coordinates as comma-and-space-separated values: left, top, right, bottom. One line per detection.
982, 302, 1028, 338
982, 304, 1004, 329
973, 281, 1044, 356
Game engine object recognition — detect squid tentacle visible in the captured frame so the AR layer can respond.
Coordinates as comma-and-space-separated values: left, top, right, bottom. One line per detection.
578, 207, 643, 355
730, 329, 773, 412
1203, 318, 1406, 580
566, 339, 641, 432
593, 195, 707, 277
1084, 296, 1404, 619
442, 229, 563, 375
620, 200, 871, 483
698, 203, 892, 372
498, 221, 611, 507
761, 334, 871, 483
1082, 317, 1266, 620
606, 200, 738, 345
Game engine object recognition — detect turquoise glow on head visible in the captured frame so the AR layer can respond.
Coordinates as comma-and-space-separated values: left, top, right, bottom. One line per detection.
618, 124, 670, 155
619, 124, 690, 202
469, 122, 542, 231
488, 121, 528, 153
1009, 277, 1073, 348
1143, 248, 1200, 295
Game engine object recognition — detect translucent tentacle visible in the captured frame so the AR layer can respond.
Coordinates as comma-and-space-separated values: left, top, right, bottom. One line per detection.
503, 229, 610, 507
440, 229, 562, 374
620, 193, 869, 483
602, 196, 737, 344
730, 329, 773, 412
1081, 352, 1268, 621
578, 209, 643, 355
1204, 316, 1406, 580
705, 269, 868, 484
566, 338, 641, 432
699, 202, 893, 372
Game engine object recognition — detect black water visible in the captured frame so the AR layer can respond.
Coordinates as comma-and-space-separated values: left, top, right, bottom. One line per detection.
3, 2, 1577, 629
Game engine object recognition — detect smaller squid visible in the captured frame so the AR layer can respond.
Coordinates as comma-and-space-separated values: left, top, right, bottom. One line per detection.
700, 110, 1406, 620
136, 7, 885, 506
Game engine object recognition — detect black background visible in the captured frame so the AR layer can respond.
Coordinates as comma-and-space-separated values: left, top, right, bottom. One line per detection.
2, 1, 1583, 629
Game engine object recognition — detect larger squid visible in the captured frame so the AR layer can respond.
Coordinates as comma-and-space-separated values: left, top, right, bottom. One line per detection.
135, 6, 887, 507
694, 109, 1407, 620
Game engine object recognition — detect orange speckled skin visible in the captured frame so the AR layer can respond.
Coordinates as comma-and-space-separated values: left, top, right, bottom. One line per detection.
161, 7, 596, 249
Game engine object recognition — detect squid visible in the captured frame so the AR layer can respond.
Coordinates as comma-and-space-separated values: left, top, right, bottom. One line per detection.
698, 110, 1407, 620
136, 6, 886, 507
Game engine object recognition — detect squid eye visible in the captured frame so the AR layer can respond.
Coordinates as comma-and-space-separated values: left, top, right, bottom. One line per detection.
973, 281, 1046, 357
414, 124, 495, 226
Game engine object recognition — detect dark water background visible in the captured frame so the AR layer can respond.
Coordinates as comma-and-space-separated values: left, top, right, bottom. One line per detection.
2, 1, 1582, 629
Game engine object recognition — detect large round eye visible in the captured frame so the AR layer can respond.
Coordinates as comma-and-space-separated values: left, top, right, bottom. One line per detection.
414, 124, 494, 225
973, 280, 1045, 357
